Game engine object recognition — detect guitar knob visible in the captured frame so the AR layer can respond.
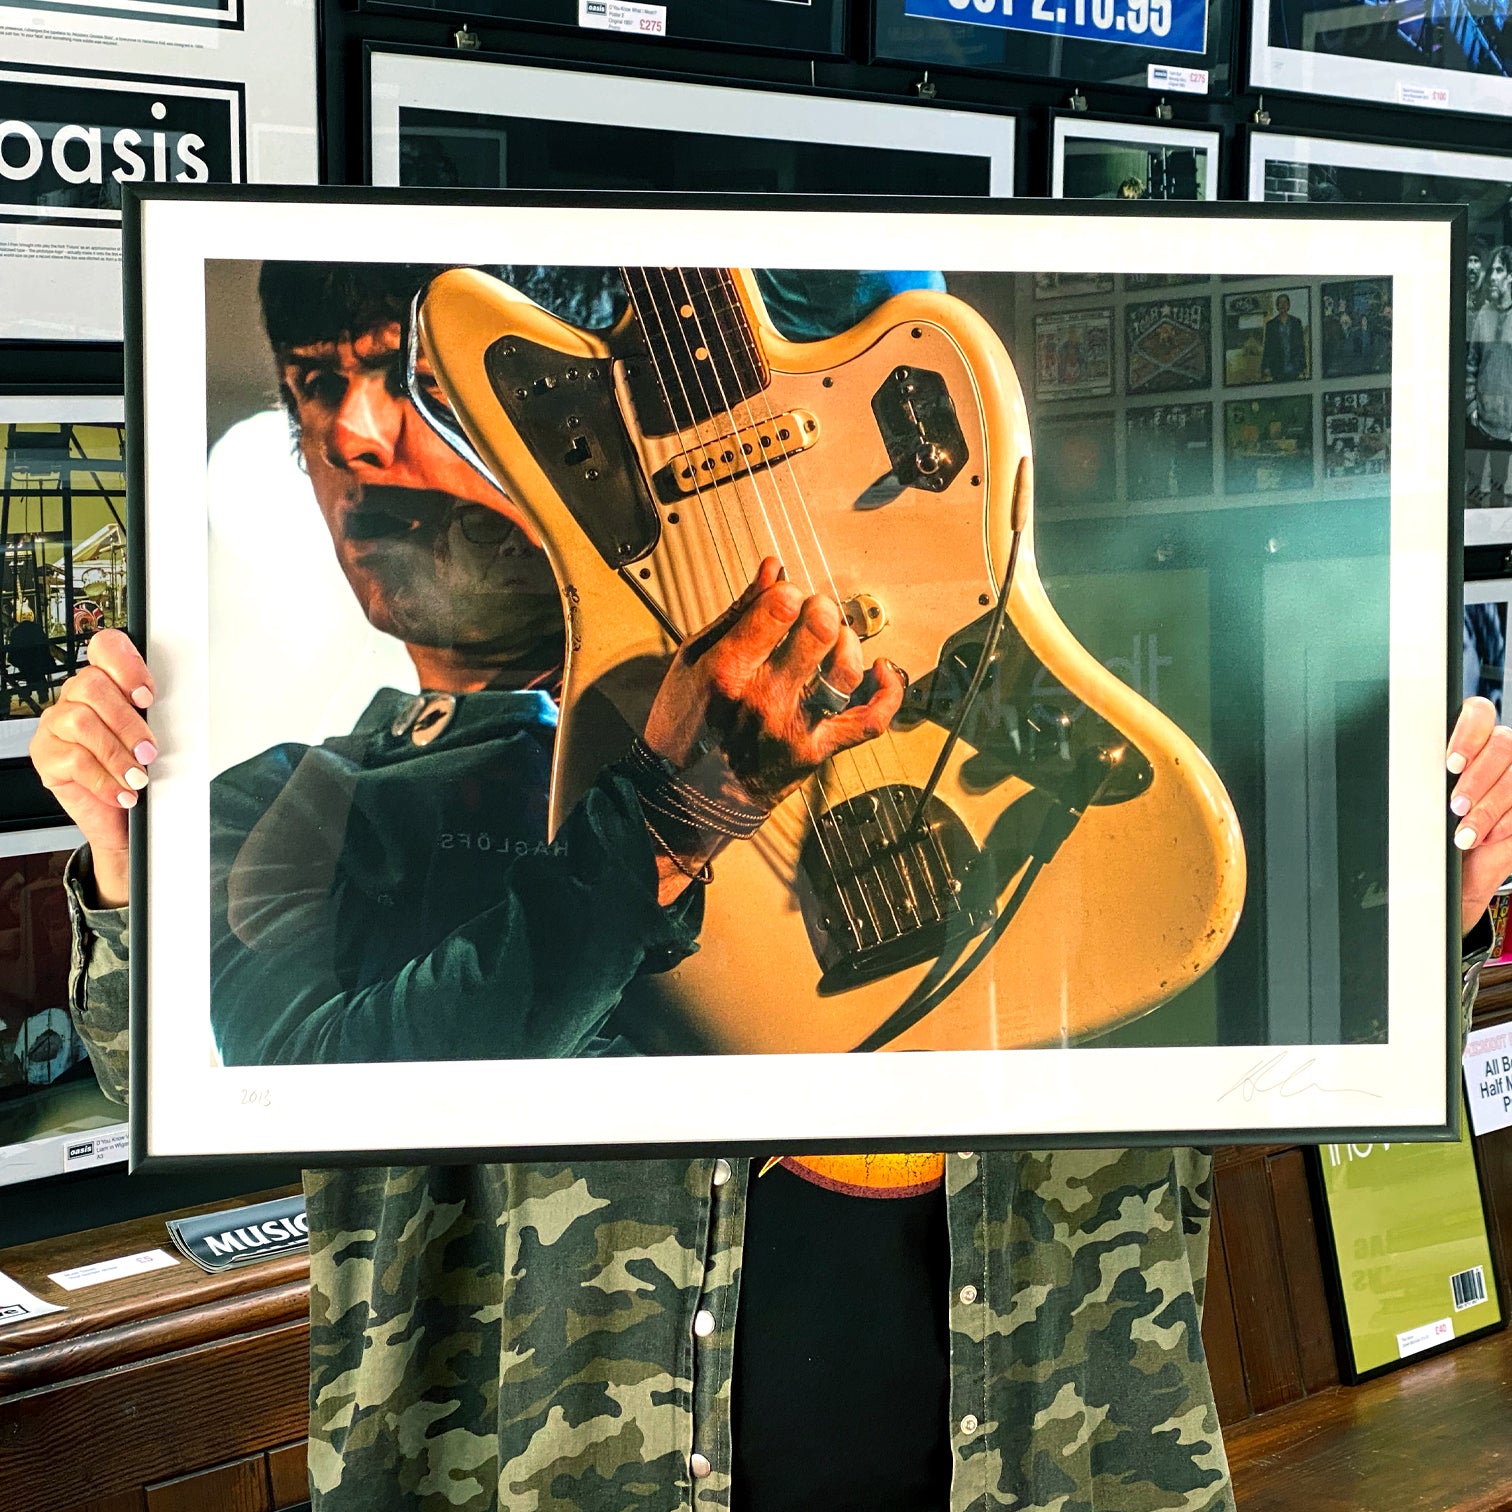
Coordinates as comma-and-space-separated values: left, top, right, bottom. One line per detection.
914, 441, 947, 476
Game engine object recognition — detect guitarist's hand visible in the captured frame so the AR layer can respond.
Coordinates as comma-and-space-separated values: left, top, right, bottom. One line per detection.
637, 559, 904, 897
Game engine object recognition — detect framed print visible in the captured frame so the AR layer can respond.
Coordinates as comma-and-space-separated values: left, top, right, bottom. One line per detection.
353, 0, 849, 60
871, 0, 1235, 98
1223, 394, 1314, 493
1125, 401, 1214, 500
1323, 387, 1391, 482
1248, 132, 1512, 546
1250, 0, 1512, 122
127, 188, 1460, 1163
1126, 294, 1212, 393
1, 396, 128, 761
1051, 116, 1221, 201
1321, 279, 1393, 380
0, 824, 128, 1188
0, 0, 316, 342
1464, 578, 1511, 725
1222, 286, 1311, 385
1314, 1104, 1505, 1381
1034, 272, 1115, 299
368, 49, 1017, 199
1034, 308, 1115, 399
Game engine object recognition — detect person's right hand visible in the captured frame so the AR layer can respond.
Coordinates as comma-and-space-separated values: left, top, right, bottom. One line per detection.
28, 630, 156, 908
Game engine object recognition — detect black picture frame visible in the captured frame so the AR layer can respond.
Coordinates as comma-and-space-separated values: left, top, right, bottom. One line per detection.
870, 0, 1236, 101
122, 185, 1463, 1167
351, 0, 850, 60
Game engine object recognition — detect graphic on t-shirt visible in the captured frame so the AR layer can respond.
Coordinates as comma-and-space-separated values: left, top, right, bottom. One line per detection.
766, 1152, 945, 1198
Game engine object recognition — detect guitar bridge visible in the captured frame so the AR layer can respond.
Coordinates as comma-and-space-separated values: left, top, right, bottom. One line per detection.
655, 410, 818, 498
798, 784, 990, 991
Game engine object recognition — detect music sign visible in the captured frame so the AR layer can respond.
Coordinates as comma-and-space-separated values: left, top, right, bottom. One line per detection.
903, 0, 1207, 54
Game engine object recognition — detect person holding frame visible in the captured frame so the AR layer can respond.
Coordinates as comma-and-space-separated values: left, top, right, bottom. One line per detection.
32, 260, 1511, 1512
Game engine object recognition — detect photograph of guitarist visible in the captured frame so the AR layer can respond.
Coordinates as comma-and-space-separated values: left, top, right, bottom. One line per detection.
31, 259, 1512, 1512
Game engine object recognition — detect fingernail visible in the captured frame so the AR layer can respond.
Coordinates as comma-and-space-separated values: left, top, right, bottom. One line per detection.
1455, 825, 1477, 850
776, 565, 789, 582
1447, 752, 1467, 774
131, 686, 153, 708
117, 790, 138, 809
124, 767, 149, 791
134, 740, 157, 765
1451, 794, 1471, 816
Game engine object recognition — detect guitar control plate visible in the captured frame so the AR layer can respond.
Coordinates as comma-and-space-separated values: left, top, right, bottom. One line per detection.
870, 363, 968, 493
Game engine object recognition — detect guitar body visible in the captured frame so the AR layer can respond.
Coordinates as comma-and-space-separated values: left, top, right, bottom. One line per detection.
418, 267, 1246, 1053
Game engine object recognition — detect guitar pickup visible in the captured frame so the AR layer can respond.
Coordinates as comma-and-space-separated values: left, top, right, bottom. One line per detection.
656, 410, 818, 497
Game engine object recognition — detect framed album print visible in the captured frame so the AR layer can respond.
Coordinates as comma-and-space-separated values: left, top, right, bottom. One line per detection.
1314, 1106, 1504, 1381
353, 0, 849, 60
126, 187, 1460, 1164
0, 395, 128, 761
1250, 0, 1512, 121
1050, 116, 1221, 201
871, 0, 1235, 99
0, 0, 317, 342
1247, 132, 1512, 547
367, 48, 1018, 199
1222, 286, 1310, 386
0, 824, 129, 1188
1126, 294, 1212, 393
1464, 578, 1511, 725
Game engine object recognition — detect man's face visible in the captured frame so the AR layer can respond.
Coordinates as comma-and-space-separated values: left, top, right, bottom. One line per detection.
1275, 296, 1290, 317
1491, 256, 1512, 306
279, 319, 560, 658
1469, 253, 1484, 285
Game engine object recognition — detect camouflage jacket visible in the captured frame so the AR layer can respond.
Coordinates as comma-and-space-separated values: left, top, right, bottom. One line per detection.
65, 853, 1493, 1512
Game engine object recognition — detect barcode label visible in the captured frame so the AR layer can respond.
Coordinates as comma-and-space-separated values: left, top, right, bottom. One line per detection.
1450, 1266, 1487, 1311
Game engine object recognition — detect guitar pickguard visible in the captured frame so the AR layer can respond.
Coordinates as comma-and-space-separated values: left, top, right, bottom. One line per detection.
483, 336, 659, 569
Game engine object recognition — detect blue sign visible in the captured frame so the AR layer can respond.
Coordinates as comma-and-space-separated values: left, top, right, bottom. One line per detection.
903, 0, 1208, 56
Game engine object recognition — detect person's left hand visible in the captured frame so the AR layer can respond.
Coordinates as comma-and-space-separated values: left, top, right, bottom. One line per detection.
1448, 696, 1512, 934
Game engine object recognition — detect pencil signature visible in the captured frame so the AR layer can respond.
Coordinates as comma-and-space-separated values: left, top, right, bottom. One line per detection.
1217, 1052, 1381, 1104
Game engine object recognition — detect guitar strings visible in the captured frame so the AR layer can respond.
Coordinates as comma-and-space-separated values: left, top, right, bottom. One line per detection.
681, 268, 953, 926
620, 268, 871, 935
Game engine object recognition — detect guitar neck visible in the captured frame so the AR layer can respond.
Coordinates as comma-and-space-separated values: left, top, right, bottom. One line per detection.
619, 267, 770, 434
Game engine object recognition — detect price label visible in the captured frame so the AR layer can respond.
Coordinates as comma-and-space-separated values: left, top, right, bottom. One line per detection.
904, 0, 1207, 55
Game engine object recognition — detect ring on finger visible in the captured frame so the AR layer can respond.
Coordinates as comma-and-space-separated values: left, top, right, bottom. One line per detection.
803, 672, 852, 720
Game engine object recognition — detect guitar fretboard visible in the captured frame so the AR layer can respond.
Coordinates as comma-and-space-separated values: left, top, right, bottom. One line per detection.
620, 267, 769, 432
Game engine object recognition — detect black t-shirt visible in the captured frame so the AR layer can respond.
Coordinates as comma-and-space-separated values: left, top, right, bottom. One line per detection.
732, 1157, 952, 1511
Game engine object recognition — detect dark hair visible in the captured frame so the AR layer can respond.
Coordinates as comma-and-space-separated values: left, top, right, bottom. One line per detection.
256, 260, 629, 355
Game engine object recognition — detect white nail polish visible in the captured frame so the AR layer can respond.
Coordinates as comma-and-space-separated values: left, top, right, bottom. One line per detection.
1451, 795, 1471, 816
117, 790, 137, 809
124, 767, 149, 791
1455, 825, 1477, 850
1447, 753, 1467, 774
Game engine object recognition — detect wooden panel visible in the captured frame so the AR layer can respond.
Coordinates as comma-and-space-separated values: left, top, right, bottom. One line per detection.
1214, 1150, 1304, 1414
265, 1443, 308, 1510
0, 1320, 308, 1512
1267, 1147, 1340, 1396
1198, 1193, 1249, 1425
66, 1494, 146, 1512
146, 1455, 269, 1512
1227, 1326, 1512, 1512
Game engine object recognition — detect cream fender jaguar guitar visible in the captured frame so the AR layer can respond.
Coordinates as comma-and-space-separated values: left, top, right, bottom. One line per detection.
412, 266, 1247, 1054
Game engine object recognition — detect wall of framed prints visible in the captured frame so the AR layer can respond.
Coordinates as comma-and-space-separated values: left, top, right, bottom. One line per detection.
0, 0, 1506, 1229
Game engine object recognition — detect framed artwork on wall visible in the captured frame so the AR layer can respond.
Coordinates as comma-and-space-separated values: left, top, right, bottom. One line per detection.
1249, 0, 1512, 122
0, 823, 129, 1189
352, 0, 850, 60
0, 0, 317, 342
1050, 116, 1221, 201
1247, 131, 1512, 546
1464, 577, 1511, 727
367, 49, 1018, 198
871, 0, 1235, 99
0, 396, 128, 761
1313, 1103, 1505, 1381
125, 187, 1460, 1163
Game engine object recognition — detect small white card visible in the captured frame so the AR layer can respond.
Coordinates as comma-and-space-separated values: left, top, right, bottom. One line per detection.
1465, 1025, 1512, 1137
62, 1128, 130, 1172
1396, 82, 1449, 108
0, 1271, 64, 1327
1396, 1316, 1453, 1359
48, 1248, 179, 1292
1147, 65, 1208, 95
578, 0, 667, 36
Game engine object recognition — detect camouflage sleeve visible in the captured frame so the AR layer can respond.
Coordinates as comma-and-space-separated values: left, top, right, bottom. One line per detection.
63, 845, 131, 1104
